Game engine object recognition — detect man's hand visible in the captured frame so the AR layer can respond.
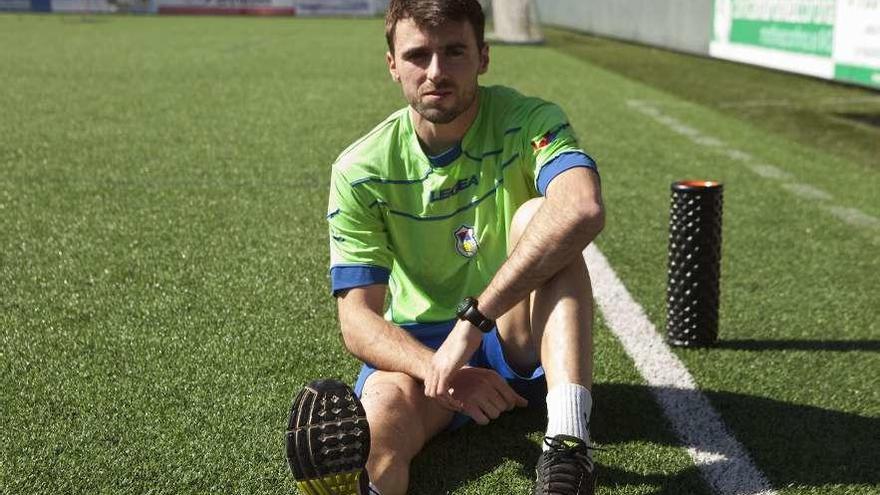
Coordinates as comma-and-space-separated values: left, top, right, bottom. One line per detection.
424, 319, 483, 405
448, 367, 528, 425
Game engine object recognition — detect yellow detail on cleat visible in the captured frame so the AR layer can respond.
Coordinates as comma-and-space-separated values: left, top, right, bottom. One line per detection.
296, 470, 363, 495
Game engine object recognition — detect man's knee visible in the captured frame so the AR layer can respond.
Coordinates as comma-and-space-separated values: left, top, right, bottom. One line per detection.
509, 197, 544, 252
362, 372, 422, 408
361, 373, 429, 456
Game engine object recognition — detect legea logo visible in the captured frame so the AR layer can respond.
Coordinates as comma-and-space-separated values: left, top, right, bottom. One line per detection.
430, 175, 479, 202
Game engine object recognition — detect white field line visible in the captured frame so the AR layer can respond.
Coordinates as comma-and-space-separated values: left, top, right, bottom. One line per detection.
747, 164, 793, 181
827, 206, 880, 229
715, 96, 880, 109
628, 96, 880, 109
626, 99, 880, 236
781, 183, 834, 201
584, 244, 777, 495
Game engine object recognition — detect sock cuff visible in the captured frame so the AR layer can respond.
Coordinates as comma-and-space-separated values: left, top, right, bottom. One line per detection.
547, 383, 592, 405
544, 382, 593, 450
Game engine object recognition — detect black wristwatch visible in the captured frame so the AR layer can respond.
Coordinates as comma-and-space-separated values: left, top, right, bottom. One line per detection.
456, 297, 495, 333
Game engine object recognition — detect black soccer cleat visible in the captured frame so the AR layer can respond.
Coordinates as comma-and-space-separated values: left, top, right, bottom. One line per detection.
285, 379, 371, 495
534, 434, 597, 495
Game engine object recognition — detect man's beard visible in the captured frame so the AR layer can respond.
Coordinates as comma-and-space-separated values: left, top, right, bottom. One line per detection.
411, 86, 477, 124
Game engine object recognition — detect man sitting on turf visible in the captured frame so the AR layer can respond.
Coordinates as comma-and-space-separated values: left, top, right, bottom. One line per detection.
285, 1, 604, 494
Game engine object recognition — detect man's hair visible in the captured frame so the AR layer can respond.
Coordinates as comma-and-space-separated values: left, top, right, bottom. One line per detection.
385, 0, 486, 53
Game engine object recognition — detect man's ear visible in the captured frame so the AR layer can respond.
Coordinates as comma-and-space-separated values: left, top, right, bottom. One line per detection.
478, 44, 490, 75
386, 51, 400, 82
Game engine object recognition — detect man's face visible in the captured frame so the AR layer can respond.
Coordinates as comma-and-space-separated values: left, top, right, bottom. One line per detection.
387, 18, 489, 124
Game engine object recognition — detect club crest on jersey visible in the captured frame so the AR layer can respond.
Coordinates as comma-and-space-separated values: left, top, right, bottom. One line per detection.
453, 225, 479, 258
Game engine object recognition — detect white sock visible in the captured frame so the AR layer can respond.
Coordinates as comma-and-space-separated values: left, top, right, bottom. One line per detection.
544, 382, 592, 451
368, 481, 382, 495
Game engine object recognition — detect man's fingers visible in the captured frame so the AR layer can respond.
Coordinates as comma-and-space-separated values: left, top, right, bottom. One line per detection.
492, 375, 528, 408
441, 396, 462, 412
430, 381, 461, 411
462, 402, 490, 425
436, 375, 450, 401
507, 389, 527, 408
485, 388, 510, 413
424, 375, 435, 397
478, 398, 502, 420
426, 374, 446, 400
445, 388, 464, 411
439, 374, 450, 395
428, 369, 461, 411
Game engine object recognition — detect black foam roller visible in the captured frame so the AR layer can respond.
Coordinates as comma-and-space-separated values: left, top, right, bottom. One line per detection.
666, 180, 724, 347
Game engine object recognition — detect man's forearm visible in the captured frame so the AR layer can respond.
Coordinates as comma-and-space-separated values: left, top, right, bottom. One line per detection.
340, 308, 435, 381
479, 170, 604, 319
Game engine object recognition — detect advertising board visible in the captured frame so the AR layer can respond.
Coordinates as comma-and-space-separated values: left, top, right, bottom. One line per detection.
711, 0, 880, 88
293, 0, 375, 15
157, 0, 294, 15
0, 0, 32, 11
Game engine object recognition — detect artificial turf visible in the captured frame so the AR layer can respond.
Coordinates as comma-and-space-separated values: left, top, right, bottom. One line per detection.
1, 14, 877, 495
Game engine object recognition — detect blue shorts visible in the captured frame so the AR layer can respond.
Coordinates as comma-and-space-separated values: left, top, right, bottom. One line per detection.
353, 320, 547, 431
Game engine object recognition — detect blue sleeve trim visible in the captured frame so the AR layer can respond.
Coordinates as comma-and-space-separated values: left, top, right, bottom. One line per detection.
536, 151, 598, 196
330, 265, 390, 296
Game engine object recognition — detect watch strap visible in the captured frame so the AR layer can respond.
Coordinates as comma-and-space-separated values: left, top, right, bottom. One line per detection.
457, 297, 495, 333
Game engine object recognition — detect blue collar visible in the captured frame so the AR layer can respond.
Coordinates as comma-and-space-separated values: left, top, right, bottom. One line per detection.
427, 142, 462, 168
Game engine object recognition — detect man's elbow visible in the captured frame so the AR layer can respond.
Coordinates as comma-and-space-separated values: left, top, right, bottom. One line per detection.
337, 307, 363, 356
575, 200, 605, 239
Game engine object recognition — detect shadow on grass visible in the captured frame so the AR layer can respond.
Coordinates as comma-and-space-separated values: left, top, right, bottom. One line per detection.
714, 339, 880, 352
835, 112, 880, 129
409, 403, 546, 494
410, 383, 879, 494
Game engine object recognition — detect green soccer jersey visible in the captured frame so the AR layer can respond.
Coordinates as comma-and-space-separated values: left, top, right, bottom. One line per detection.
328, 85, 596, 325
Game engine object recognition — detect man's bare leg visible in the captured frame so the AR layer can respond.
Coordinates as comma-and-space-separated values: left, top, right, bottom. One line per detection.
532, 255, 593, 389
495, 197, 594, 388
360, 371, 454, 495
494, 197, 595, 447
493, 198, 541, 373
494, 197, 597, 493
